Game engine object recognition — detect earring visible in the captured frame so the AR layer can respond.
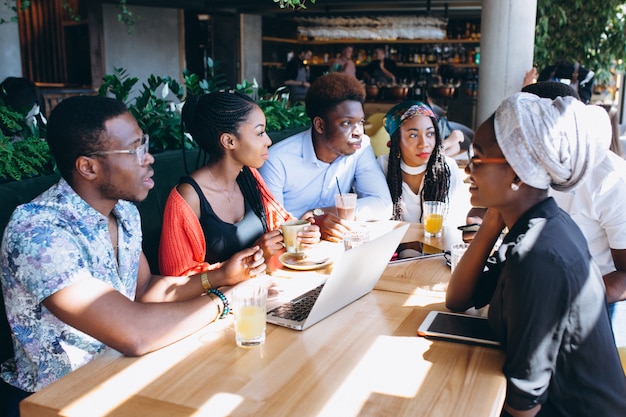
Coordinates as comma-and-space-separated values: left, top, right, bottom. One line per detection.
510, 183, 520, 191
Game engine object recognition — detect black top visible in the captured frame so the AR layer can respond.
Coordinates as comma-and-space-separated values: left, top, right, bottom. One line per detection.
180, 176, 264, 264
538, 62, 594, 103
285, 57, 309, 102
474, 198, 626, 415
364, 58, 397, 84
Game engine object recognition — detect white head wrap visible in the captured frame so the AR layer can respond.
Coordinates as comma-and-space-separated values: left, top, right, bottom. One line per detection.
494, 92, 611, 191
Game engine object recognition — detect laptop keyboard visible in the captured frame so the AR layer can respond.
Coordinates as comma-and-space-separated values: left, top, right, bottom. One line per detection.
268, 284, 325, 322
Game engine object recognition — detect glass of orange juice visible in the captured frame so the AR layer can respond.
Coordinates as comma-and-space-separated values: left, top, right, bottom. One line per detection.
423, 201, 446, 238
233, 282, 267, 347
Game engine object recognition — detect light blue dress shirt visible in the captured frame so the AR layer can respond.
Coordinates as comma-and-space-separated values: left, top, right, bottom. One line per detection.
259, 128, 392, 220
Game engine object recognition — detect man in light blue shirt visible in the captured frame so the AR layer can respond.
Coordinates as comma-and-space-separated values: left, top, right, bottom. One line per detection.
259, 73, 392, 241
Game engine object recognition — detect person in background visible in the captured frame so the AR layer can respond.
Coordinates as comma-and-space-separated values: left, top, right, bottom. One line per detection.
284, 49, 312, 104
446, 92, 626, 416
159, 91, 320, 276
259, 72, 392, 242
0, 76, 47, 136
363, 48, 397, 85
521, 81, 626, 347
329, 46, 356, 78
0, 96, 264, 416
378, 101, 465, 227
426, 98, 470, 157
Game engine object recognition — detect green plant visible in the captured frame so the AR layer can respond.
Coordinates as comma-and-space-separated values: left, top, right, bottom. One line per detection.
273, 0, 315, 10
0, 1, 137, 32
99, 68, 189, 152
0, 0, 27, 24
257, 87, 309, 132
99, 63, 235, 153
183, 58, 229, 95
0, 99, 54, 181
0, 62, 311, 182
130, 74, 186, 153
534, 0, 626, 84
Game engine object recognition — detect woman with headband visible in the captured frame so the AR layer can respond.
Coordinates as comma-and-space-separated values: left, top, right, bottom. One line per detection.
378, 101, 465, 225
446, 93, 626, 416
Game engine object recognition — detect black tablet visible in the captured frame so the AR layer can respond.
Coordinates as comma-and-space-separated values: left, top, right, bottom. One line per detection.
417, 311, 501, 348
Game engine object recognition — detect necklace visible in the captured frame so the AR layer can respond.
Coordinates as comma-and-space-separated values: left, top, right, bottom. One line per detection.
401, 159, 427, 175
207, 169, 237, 203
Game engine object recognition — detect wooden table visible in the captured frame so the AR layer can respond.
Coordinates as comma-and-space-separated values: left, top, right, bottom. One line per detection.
20, 224, 505, 417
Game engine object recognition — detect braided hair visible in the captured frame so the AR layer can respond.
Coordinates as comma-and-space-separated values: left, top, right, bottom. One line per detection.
181, 91, 270, 232
384, 102, 451, 221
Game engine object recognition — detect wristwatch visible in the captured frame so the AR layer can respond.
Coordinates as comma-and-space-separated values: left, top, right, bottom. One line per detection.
313, 208, 324, 216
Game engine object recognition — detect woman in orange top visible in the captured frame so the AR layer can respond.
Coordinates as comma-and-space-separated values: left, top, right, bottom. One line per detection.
159, 91, 320, 281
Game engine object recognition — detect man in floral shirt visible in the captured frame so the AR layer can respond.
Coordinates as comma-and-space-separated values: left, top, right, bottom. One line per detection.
0, 96, 266, 416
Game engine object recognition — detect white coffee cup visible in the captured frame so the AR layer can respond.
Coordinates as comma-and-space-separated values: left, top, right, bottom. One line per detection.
281, 219, 309, 254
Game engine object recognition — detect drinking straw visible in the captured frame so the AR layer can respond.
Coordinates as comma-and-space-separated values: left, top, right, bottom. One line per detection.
335, 177, 342, 196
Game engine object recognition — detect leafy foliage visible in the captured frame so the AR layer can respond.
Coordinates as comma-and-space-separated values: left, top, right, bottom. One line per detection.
130, 74, 186, 152
97, 67, 138, 103
0, 62, 311, 182
0, 0, 28, 24
534, 0, 626, 83
0, 99, 54, 181
273, 0, 315, 10
257, 87, 309, 132
99, 62, 238, 153
1, 1, 136, 31
183, 58, 229, 95
0, 133, 53, 181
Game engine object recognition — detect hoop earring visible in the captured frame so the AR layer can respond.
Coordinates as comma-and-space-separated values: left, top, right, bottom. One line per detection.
510, 183, 520, 191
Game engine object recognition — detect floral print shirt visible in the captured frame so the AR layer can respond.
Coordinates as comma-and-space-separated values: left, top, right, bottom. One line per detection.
0, 179, 141, 392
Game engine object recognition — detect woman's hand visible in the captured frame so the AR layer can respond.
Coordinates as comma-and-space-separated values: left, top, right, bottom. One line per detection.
220, 246, 266, 285
481, 208, 506, 233
446, 207, 505, 312
254, 229, 284, 260
298, 223, 321, 249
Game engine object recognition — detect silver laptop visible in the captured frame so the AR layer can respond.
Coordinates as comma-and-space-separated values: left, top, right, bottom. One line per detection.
267, 223, 410, 330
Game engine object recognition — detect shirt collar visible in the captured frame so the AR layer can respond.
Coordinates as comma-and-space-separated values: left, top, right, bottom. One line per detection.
302, 128, 326, 166
56, 178, 134, 235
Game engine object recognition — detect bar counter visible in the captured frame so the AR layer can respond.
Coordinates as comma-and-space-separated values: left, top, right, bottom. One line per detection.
20, 223, 505, 417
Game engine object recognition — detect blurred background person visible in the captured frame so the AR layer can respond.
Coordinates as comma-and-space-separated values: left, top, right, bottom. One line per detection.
363, 48, 397, 85
329, 46, 356, 78
284, 49, 312, 104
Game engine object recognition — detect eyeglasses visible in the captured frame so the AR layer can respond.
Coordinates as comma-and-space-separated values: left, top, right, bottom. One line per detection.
88, 134, 150, 165
467, 145, 508, 170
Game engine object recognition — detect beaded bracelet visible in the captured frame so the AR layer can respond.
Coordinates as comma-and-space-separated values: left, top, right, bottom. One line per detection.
207, 288, 230, 319
206, 292, 222, 320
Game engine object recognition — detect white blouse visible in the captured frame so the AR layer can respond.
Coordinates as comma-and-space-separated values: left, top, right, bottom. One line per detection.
377, 153, 468, 227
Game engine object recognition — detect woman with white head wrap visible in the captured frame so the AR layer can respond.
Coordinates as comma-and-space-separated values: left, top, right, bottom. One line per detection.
494, 93, 610, 191
446, 92, 626, 416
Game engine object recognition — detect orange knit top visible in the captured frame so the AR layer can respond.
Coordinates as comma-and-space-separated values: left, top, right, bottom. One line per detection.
158, 168, 293, 276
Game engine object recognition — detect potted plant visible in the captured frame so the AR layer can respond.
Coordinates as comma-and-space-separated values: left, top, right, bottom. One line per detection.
0, 97, 54, 182
0, 63, 312, 183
